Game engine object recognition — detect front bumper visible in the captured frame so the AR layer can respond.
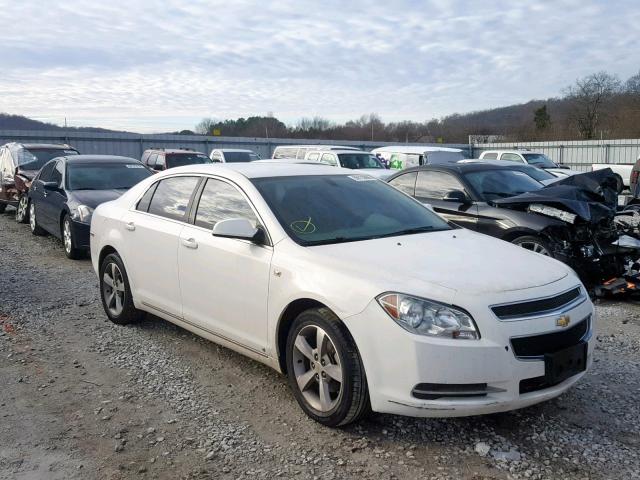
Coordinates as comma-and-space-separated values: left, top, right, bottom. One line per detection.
70, 219, 91, 250
343, 282, 595, 418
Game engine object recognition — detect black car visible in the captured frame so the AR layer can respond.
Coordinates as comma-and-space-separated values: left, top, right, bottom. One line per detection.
28, 155, 152, 259
386, 163, 621, 284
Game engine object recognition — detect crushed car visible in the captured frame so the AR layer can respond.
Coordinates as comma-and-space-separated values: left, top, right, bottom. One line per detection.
387, 163, 633, 292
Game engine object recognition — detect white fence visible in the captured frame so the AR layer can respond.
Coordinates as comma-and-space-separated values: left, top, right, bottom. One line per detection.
470, 139, 640, 172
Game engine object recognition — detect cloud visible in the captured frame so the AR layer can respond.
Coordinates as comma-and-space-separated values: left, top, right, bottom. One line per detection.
0, 0, 638, 132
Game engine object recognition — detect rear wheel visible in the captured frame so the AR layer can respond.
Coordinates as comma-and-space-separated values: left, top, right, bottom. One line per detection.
286, 308, 370, 427
512, 235, 552, 257
62, 214, 83, 259
15, 195, 29, 223
99, 253, 144, 325
29, 202, 46, 236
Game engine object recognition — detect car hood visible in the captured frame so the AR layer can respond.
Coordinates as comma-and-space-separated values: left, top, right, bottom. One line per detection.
309, 228, 569, 296
69, 189, 128, 209
493, 168, 618, 223
544, 168, 581, 177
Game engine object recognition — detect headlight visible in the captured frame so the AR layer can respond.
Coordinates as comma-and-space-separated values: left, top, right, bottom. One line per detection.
528, 204, 577, 224
71, 205, 94, 224
377, 293, 480, 339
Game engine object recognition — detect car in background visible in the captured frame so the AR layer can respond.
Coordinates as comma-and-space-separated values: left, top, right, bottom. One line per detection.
386, 163, 618, 283
478, 150, 582, 179
91, 162, 592, 426
303, 149, 392, 179
0, 143, 79, 222
210, 149, 260, 163
141, 148, 210, 172
629, 153, 640, 198
272, 144, 361, 160
28, 155, 152, 259
371, 146, 466, 170
595, 160, 636, 194
457, 159, 560, 185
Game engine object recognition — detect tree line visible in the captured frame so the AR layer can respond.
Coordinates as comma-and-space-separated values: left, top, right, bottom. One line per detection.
195, 70, 640, 143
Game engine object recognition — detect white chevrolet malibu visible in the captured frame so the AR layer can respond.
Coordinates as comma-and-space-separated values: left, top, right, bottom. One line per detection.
90, 163, 594, 427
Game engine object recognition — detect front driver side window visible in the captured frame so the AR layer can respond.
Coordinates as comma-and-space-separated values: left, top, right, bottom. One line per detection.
38, 162, 56, 182
194, 178, 258, 230
415, 171, 466, 200
389, 172, 417, 196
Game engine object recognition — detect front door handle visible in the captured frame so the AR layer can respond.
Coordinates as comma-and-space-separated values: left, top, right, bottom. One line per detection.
125, 222, 136, 231
181, 238, 198, 249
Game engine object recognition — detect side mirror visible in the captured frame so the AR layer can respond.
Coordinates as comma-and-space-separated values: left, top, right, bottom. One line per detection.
443, 189, 470, 204
42, 181, 59, 191
212, 218, 265, 244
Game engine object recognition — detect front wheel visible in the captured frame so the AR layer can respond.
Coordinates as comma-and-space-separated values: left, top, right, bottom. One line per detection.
286, 308, 370, 427
15, 195, 29, 223
99, 253, 145, 325
512, 235, 552, 257
62, 214, 83, 259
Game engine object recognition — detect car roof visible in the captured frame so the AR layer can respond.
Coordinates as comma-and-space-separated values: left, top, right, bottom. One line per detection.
308, 149, 371, 155
162, 162, 352, 179
481, 149, 539, 155
371, 146, 463, 154
144, 149, 206, 154
390, 162, 535, 176
274, 145, 360, 150
7, 142, 76, 150
214, 149, 256, 153
63, 155, 140, 164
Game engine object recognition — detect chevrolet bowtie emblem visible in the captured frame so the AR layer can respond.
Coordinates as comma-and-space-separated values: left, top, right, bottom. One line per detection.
556, 315, 571, 328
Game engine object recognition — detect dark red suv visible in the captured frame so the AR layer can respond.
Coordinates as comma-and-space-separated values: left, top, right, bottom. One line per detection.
0, 143, 79, 222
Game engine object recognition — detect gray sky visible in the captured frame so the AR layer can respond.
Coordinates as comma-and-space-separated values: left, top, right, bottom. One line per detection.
1, 0, 638, 132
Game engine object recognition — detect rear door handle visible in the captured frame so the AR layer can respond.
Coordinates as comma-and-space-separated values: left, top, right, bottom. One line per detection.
125, 222, 136, 231
181, 238, 198, 249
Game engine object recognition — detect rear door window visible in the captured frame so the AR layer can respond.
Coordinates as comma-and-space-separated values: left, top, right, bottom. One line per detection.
482, 152, 498, 160
147, 176, 200, 221
500, 153, 524, 163
320, 153, 338, 166
37, 161, 56, 182
307, 152, 319, 161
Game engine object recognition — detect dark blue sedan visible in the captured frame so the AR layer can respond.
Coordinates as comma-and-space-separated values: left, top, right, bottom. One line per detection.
28, 155, 152, 259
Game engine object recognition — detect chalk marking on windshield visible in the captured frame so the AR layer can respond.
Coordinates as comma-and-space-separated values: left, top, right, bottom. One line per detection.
290, 217, 316, 234
348, 175, 376, 182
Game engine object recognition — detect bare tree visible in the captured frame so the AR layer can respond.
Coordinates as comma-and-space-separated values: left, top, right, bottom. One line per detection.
195, 118, 217, 135
625, 70, 640, 94
564, 71, 621, 139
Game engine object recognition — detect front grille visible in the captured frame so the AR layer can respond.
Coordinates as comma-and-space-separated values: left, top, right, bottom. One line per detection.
511, 316, 590, 358
520, 375, 553, 394
492, 287, 582, 320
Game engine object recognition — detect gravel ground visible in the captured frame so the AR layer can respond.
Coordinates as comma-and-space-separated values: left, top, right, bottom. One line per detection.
0, 210, 639, 480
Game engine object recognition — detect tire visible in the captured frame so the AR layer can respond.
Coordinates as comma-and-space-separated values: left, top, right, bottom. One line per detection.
62, 214, 83, 260
29, 202, 46, 236
15, 194, 29, 223
285, 307, 370, 427
0, 203, 6, 214
512, 235, 552, 257
99, 253, 145, 325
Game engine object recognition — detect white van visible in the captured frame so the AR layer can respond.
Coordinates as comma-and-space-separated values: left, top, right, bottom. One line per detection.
209, 149, 260, 163
272, 145, 360, 160
303, 149, 392, 179
371, 146, 466, 170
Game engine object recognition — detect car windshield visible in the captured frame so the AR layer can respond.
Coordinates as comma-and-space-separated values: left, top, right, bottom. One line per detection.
464, 169, 544, 201
165, 153, 210, 168
67, 163, 152, 190
224, 152, 258, 163
252, 174, 451, 246
18, 148, 79, 170
338, 153, 384, 169
523, 153, 557, 168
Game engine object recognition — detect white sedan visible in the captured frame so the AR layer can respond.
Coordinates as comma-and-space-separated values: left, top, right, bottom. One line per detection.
90, 163, 594, 427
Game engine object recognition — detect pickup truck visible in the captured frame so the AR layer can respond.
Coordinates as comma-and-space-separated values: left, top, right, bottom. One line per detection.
592, 163, 632, 192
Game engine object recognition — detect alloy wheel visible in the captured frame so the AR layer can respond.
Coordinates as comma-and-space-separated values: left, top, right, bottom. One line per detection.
102, 262, 126, 316
29, 203, 36, 231
516, 240, 550, 256
292, 325, 343, 413
63, 218, 72, 253
16, 196, 28, 222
